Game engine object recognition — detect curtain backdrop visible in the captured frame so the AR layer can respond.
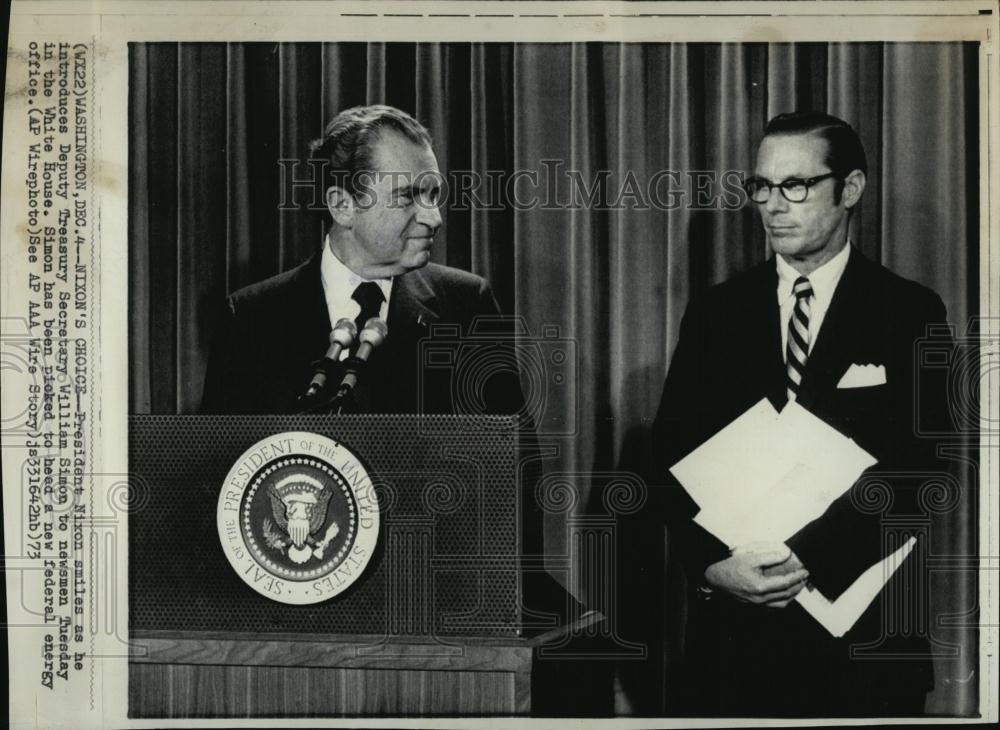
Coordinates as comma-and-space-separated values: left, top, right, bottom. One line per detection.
128, 42, 979, 715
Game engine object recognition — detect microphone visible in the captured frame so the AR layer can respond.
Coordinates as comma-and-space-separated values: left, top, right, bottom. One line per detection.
331, 317, 388, 407
301, 318, 357, 400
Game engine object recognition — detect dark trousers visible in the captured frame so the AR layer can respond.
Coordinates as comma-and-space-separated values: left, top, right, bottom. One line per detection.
675, 595, 932, 717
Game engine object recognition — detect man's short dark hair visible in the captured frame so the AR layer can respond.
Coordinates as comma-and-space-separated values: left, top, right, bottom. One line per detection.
763, 111, 867, 203
310, 105, 433, 220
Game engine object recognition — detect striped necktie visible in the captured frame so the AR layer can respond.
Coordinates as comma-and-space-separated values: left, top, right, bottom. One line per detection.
786, 276, 814, 402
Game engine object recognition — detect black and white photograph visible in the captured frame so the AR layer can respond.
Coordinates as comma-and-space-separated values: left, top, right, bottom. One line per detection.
124, 37, 981, 718
2, 2, 997, 727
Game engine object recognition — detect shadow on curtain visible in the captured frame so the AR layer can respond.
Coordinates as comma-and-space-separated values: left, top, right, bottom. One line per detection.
128, 41, 979, 716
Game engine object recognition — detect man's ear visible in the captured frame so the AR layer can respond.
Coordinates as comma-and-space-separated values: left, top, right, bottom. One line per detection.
841, 169, 866, 210
325, 186, 354, 227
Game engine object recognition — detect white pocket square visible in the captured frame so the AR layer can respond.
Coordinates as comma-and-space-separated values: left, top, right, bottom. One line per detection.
837, 363, 887, 388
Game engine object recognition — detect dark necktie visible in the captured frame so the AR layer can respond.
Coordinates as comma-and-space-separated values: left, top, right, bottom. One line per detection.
351, 282, 385, 339
786, 276, 813, 402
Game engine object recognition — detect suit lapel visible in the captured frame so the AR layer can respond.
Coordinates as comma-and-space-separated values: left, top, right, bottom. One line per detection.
384, 267, 439, 355
299, 252, 333, 360
390, 268, 439, 325
751, 262, 788, 411
794, 247, 869, 411
362, 267, 441, 408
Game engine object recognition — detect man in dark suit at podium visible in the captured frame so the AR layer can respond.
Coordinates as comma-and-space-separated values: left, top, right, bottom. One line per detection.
195, 105, 608, 713
654, 111, 951, 716
200, 105, 515, 416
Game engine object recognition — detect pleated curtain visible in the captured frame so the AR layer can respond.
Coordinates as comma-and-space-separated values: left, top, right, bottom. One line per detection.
128, 41, 978, 715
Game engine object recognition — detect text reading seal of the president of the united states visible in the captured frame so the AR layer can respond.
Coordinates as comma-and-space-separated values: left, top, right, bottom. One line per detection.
216, 431, 380, 605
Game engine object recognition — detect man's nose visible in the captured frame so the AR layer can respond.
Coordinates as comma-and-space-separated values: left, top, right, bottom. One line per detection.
764, 186, 788, 214
418, 201, 443, 231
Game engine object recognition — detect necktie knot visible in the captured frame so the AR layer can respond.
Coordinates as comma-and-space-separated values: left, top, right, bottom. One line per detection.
793, 276, 813, 300
352, 282, 385, 332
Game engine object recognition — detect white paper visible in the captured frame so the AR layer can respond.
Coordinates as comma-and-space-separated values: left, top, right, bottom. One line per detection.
674, 398, 877, 548
671, 398, 783, 517
795, 537, 917, 637
673, 397, 898, 636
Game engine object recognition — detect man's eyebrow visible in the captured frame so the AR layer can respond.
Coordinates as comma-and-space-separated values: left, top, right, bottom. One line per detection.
752, 173, 812, 182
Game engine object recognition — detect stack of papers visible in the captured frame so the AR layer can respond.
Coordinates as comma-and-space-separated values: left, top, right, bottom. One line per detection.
796, 536, 916, 637
669, 398, 915, 636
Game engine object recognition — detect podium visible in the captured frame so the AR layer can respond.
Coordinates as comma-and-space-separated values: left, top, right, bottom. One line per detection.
128, 415, 603, 717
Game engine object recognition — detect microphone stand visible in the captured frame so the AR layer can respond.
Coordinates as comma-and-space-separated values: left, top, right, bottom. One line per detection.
294, 354, 366, 415
294, 317, 387, 415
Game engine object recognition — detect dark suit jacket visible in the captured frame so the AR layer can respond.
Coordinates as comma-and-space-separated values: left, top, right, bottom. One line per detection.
200, 252, 517, 415
199, 252, 557, 597
653, 247, 952, 715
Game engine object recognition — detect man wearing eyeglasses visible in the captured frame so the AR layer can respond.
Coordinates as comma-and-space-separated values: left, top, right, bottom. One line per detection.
654, 111, 951, 716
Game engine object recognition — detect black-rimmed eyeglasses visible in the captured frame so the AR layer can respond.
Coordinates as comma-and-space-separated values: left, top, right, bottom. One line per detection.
744, 172, 838, 204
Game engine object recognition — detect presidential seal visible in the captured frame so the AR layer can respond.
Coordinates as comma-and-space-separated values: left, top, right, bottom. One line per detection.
216, 432, 380, 605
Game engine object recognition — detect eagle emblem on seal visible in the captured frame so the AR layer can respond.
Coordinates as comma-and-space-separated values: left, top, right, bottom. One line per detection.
262, 473, 341, 564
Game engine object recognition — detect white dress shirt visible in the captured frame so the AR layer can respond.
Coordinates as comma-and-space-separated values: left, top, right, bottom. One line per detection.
776, 241, 851, 361
320, 238, 392, 358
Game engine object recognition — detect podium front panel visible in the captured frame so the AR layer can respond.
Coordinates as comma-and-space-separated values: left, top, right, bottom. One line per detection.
128, 415, 522, 637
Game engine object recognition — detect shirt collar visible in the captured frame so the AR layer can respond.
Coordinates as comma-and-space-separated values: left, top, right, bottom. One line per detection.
321, 234, 393, 303
776, 241, 851, 310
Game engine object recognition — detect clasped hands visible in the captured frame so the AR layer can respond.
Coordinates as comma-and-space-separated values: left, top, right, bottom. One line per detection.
704, 542, 809, 608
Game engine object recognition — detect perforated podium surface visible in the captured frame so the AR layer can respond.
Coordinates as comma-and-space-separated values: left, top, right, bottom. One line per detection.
128, 415, 594, 717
